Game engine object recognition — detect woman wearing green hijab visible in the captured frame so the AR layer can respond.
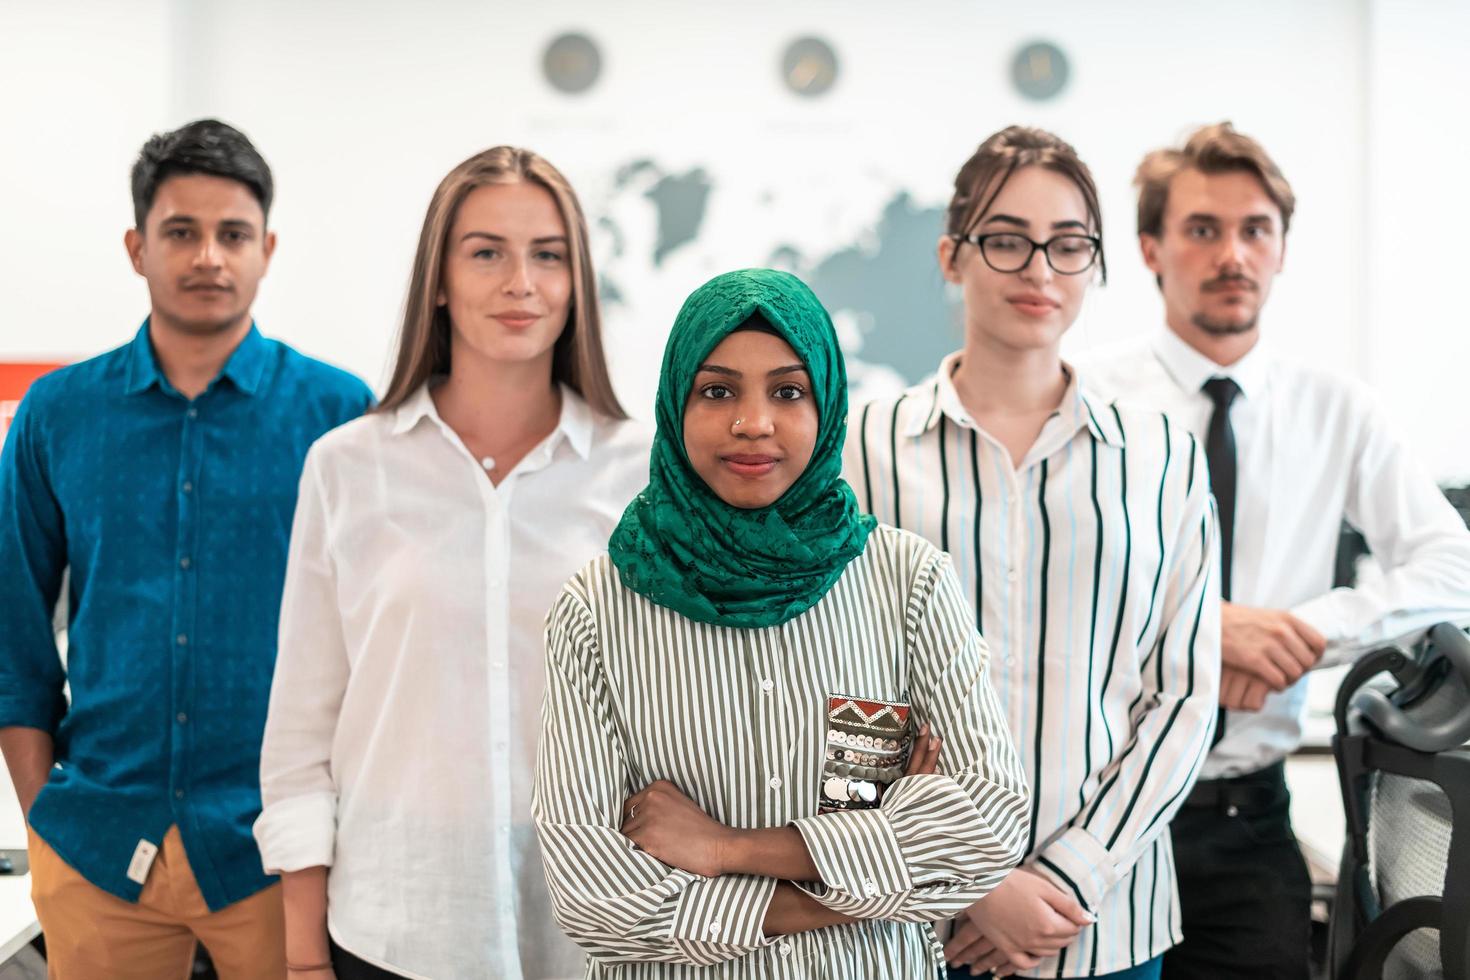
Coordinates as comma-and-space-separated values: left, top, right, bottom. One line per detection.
533, 269, 1028, 977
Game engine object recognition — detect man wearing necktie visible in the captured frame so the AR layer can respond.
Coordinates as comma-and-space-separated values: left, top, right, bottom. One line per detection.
1202, 375, 1240, 748
1085, 123, 1470, 979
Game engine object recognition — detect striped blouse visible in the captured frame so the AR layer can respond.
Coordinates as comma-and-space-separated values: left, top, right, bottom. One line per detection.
845, 355, 1221, 978
533, 525, 1030, 977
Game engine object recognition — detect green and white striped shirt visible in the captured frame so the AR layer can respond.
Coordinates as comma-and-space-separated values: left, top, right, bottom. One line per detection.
534, 525, 1029, 977
846, 355, 1221, 977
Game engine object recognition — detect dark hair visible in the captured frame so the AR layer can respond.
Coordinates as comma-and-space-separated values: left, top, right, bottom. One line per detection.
130, 119, 273, 229
1135, 122, 1295, 238
946, 125, 1106, 283
733, 312, 782, 337
376, 146, 626, 419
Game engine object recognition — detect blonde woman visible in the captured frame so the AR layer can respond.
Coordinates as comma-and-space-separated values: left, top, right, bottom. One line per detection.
255, 147, 648, 980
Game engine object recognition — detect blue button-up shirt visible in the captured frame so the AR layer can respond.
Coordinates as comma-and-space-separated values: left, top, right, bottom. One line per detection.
0, 322, 372, 909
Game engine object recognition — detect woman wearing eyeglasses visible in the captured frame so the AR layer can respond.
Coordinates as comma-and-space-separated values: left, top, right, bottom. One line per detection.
846, 126, 1221, 980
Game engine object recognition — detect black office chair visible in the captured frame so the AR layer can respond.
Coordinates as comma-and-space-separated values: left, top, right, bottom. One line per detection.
1329, 622, 1470, 980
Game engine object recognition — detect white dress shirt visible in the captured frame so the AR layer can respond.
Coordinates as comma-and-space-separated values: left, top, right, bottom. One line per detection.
255, 382, 649, 980
846, 356, 1220, 976
1086, 329, 1470, 779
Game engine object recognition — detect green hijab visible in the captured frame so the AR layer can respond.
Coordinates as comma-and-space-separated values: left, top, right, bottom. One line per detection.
608, 268, 875, 629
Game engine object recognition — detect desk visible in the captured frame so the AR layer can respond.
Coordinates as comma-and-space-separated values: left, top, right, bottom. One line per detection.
0, 772, 38, 964
1286, 754, 1346, 885
1300, 664, 1351, 754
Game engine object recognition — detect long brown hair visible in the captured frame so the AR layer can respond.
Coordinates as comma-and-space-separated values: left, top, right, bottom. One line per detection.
376, 146, 626, 418
946, 125, 1107, 283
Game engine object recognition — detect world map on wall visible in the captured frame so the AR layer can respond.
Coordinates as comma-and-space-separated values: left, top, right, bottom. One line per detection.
590, 159, 963, 403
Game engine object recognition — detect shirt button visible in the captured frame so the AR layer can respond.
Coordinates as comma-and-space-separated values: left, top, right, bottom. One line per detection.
1226, 805, 1240, 818
181, 481, 193, 494
706, 922, 721, 936
1006, 568, 1020, 583
186, 407, 198, 419
778, 941, 792, 956
176, 634, 188, 646
179, 557, 191, 570
176, 712, 188, 724
760, 679, 774, 693
863, 878, 879, 896
768, 776, 783, 790
1004, 655, 1016, 667
174, 789, 185, 800
490, 660, 505, 670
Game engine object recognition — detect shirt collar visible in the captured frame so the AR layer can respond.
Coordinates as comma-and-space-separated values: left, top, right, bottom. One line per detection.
123, 319, 270, 397
217, 323, 270, 395
391, 380, 594, 460
389, 381, 439, 435
123, 321, 163, 395
557, 385, 594, 460
1152, 327, 1269, 401
904, 350, 1125, 448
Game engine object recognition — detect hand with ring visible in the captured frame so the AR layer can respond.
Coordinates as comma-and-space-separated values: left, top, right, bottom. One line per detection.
620, 780, 732, 877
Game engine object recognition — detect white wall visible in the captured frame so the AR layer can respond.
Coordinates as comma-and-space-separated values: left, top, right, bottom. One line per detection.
0, 0, 175, 358
1363, 0, 1470, 481
0, 0, 1464, 479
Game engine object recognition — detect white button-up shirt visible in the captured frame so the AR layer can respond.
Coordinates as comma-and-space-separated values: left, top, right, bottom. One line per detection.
255, 382, 649, 979
847, 356, 1220, 975
1086, 329, 1470, 779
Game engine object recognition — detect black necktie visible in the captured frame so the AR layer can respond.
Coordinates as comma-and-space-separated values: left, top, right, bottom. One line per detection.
1203, 376, 1240, 746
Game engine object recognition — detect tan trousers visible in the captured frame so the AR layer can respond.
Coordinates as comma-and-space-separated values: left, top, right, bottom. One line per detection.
28, 825, 284, 980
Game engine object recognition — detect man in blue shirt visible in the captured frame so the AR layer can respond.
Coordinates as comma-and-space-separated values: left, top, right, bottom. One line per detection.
0, 119, 373, 979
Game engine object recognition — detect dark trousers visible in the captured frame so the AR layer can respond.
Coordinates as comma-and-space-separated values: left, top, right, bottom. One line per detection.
330, 939, 411, 980
1162, 761, 1311, 980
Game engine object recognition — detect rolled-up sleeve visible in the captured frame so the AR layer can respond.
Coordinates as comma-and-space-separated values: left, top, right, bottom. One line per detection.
254, 448, 349, 873
0, 392, 69, 733
534, 589, 779, 966
790, 554, 1030, 920
1294, 395, 1470, 663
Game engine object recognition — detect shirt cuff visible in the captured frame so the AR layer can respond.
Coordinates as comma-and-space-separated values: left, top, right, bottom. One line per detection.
1290, 591, 1347, 649
0, 691, 63, 732
1032, 827, 1117, 913
790, 805, 913, 913
669, 873, 778, 966
253, 791, 337, 874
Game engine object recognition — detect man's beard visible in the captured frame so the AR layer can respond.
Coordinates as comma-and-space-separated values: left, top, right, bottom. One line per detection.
168, 297, 246, 337
1191, 274, 1260, 335
1190, 311, 1258, 335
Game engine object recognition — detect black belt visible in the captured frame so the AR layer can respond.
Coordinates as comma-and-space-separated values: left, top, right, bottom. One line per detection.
1183, 761, 1286, 811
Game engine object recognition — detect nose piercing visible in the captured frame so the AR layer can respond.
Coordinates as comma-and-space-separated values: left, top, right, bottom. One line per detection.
733, 418, 745, 428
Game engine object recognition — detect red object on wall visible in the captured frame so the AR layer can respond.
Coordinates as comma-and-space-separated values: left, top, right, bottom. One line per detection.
0, 362, 67, 446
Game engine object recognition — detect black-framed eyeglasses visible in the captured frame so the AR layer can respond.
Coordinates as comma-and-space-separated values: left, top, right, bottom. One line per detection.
951, 232, 1103, 276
